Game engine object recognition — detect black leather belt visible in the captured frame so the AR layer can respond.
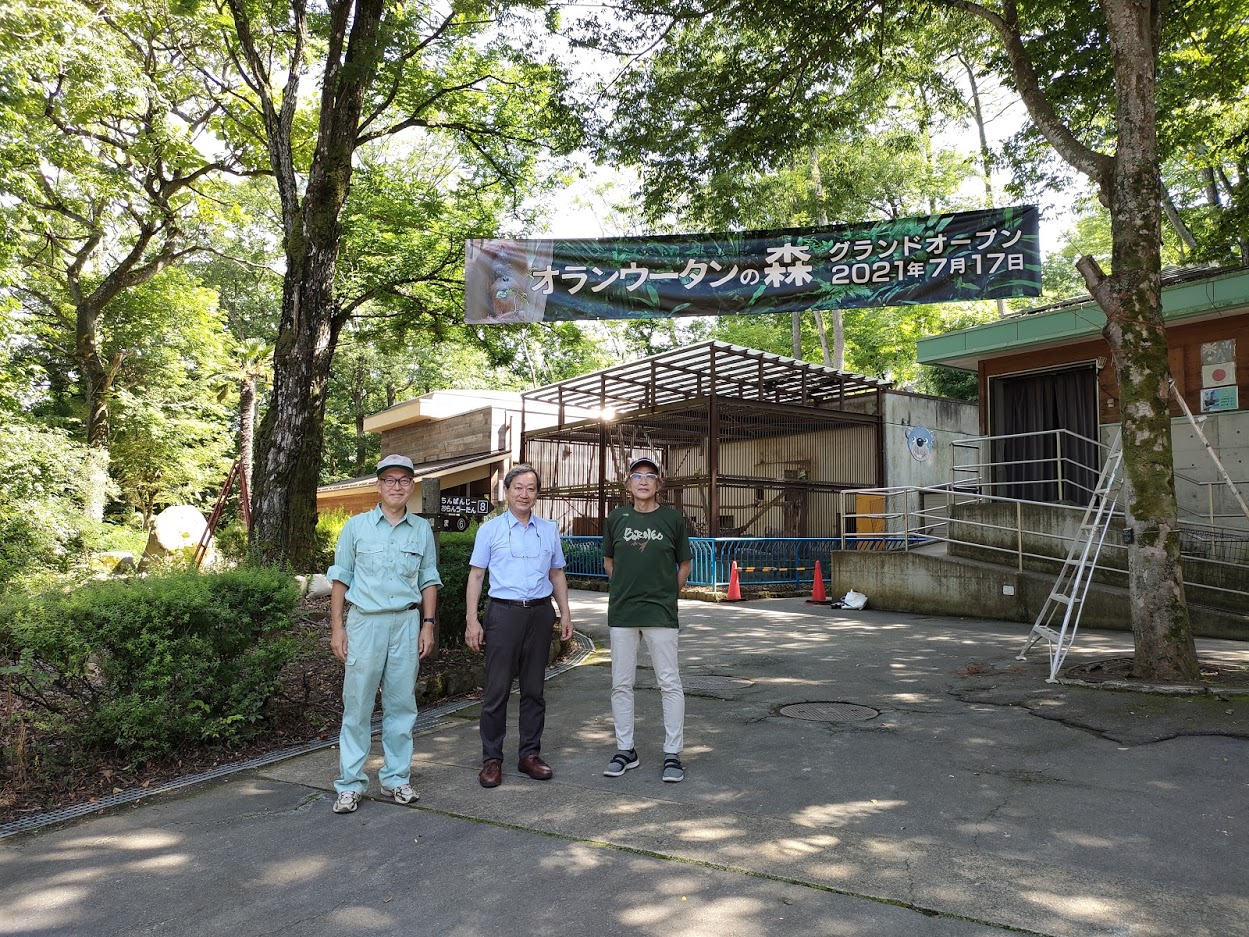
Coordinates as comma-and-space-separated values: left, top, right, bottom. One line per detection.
406, 603, 420, 610
490, 597, 552, 608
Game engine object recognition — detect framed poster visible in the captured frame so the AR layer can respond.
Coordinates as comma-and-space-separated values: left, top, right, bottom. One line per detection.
1200, 385, 1239, 412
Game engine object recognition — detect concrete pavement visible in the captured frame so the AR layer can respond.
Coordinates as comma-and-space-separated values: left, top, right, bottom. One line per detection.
2, 591, 1247, 937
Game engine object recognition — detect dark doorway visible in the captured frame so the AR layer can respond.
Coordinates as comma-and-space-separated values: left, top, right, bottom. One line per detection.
990, 366, 1099, 504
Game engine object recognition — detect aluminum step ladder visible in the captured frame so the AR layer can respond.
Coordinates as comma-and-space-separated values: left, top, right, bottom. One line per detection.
1016, 430, 1123, 682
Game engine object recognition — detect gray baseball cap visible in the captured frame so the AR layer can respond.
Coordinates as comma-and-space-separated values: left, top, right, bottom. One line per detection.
626, 455, 662, 475
376, 453, 416, 476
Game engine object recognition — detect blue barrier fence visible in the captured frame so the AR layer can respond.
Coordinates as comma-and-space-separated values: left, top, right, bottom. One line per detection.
561, 535, 927, 588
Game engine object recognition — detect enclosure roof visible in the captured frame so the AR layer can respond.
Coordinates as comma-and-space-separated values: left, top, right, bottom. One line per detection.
917, 265, 1249, 371
522, 341, 889, 415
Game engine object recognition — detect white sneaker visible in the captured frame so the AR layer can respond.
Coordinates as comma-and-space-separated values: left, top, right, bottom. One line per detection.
332, 791, 360, 814
384, 783, 419, 805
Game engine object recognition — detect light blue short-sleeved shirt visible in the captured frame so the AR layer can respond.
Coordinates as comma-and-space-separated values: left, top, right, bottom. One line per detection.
469, 510, 565, 601
327, 505, 442, 614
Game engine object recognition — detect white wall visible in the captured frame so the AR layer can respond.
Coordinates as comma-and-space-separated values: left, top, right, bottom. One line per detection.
1103, 411, 1249, 532
882, 391, 980, 490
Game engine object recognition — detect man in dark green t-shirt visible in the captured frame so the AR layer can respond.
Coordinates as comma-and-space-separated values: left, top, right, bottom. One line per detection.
601, 455, 692, 783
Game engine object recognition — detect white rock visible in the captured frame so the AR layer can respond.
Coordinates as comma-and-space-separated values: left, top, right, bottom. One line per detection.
144, 505, 214, 566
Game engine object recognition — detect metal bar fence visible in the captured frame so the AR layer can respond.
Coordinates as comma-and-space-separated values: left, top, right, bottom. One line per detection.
561, 535, 925, 588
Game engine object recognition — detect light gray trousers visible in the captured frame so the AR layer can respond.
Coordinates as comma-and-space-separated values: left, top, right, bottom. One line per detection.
609, 626, 684, 755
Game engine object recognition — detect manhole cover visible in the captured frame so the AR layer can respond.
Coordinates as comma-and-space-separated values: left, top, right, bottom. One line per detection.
684, 675, 753, 690
779, 702, 879, 723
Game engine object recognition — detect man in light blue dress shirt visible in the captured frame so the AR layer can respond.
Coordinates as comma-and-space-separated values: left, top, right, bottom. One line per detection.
466, 464, 572, 788
327, 454, 441, 814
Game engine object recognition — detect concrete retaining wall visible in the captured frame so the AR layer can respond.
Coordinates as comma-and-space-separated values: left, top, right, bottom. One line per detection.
820, 550, 1249, 641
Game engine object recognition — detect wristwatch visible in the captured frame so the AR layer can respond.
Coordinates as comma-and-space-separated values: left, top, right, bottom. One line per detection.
421, 617, 436, 624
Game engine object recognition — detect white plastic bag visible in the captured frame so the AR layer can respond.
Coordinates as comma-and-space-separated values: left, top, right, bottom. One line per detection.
841, 589, 868, 610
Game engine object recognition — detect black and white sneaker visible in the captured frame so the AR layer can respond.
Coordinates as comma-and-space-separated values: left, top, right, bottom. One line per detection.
603, 749, 640, 777
662, 755, 684, 783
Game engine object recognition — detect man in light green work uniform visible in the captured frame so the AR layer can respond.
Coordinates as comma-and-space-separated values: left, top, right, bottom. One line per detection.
327, 454, 441, 814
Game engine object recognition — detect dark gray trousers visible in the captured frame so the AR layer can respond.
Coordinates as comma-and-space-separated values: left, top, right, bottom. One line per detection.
479, 601, 555, 761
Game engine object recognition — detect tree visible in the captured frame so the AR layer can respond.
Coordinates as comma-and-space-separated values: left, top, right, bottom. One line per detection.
583, 0, 1236, 679
214, 0, 575, 568
0, 0, 250, 517
103, 268, 234, 524
672, 116, 983, 372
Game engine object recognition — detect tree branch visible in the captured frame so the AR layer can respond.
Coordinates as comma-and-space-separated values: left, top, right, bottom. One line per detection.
932, 0, 1113, 191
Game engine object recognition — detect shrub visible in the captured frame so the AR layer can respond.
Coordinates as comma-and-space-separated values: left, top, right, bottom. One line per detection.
81, 518, 148, 556
434, 528, 475, 649
315, 507, 353, 573
0, 567, 302, 763
215, 517, 250, 564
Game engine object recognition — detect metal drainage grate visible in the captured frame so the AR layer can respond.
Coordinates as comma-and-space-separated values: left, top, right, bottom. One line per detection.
780, 702, 879, 723
684, 675, 753, 690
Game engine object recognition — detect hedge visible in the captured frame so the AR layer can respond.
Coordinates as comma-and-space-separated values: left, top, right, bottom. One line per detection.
0, 566, 302, 763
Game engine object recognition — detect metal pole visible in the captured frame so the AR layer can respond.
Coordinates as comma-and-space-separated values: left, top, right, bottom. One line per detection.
1016, 500, 1024, 572
1056, 431, 1064, 502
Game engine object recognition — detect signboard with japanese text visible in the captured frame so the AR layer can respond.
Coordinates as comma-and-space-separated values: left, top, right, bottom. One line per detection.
464, 205, 1040, 324
440, 495, 493, 516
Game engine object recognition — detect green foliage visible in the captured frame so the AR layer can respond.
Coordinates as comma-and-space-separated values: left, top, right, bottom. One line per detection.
315, 508, 353, 573
0, 420, 98, 586
106, 268, 235, 521
215, 518, 251, 565
997, 0, 1249, 264
434, 529, 476, 650
918, 365, 979, 401
0, 567, 302, 762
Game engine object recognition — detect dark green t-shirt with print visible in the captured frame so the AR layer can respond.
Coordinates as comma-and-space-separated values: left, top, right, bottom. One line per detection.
602, 504, 691, 628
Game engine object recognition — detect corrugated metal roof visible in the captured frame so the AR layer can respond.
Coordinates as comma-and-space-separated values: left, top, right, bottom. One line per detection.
522, 340, 889, 414
318, 449, 508, 493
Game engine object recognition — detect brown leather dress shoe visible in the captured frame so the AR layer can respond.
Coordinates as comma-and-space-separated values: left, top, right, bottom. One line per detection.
478, 758, 502, 788
517, 754, 553, 780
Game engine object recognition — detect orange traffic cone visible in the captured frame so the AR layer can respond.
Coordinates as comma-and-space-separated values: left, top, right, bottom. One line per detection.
805, 560, 829, 604
725, 561, 743, 601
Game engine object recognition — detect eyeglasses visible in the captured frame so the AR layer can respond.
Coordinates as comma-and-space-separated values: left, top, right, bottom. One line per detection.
629, 472, 659, 482
380, 477, 414, 489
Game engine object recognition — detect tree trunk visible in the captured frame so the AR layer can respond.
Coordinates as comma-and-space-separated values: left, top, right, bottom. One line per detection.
76, 302, 115, 521
1078, 0, 1199, 681
250, 243, 344, 570
238, 376, 256, 504
958, 50, 1009, 319
1162, 189, 1197, 259
354, 384, 368, 475
808, 151, 840, 367
243, 0, 386, 570
954, 0, 1200, 679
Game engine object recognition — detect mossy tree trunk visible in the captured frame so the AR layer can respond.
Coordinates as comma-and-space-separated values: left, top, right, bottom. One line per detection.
1074, 0, 1199, 681
960, 0, 1200, 680
228, 0, 386, 570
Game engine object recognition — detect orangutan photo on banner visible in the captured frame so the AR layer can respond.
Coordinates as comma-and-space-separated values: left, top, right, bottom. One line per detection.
464, 238, 554, 324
